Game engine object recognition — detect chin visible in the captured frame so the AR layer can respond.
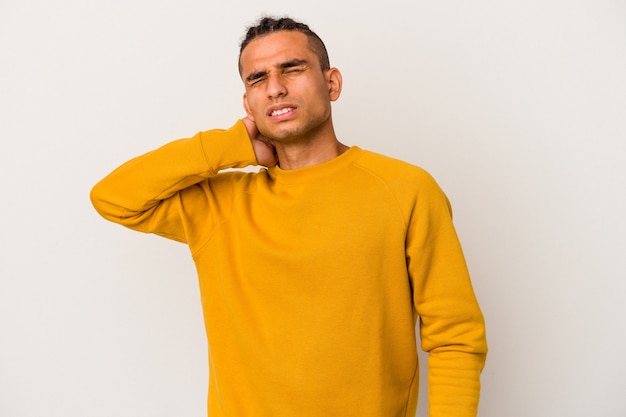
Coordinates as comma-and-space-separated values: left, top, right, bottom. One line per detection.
264, 127, 304, 142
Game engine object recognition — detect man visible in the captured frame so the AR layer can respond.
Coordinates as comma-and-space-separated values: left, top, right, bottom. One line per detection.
91, 16, 487, 417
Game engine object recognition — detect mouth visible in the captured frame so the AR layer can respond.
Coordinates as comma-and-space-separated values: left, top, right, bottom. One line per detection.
268, 106, 297, 118
271, 107, 294, 116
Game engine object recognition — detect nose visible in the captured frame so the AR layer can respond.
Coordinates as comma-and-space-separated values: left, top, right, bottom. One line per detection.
266, 73, 287, 99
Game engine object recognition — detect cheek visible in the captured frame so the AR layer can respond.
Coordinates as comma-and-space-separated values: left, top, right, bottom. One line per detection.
245, 90, 261, 111
246, 99, 261, 117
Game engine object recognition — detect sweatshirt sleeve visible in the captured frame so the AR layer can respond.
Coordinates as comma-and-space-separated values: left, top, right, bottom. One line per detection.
406, 174, 488, 417
90, 120, 257, 243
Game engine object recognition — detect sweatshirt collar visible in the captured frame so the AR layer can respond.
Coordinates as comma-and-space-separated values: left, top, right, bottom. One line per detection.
267, 146, 362, 185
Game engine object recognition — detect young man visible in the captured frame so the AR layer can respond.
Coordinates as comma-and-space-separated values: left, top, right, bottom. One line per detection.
91, 16, 487, 417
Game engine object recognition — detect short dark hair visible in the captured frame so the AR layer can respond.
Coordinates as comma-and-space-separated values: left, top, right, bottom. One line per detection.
238, 16, 330, 76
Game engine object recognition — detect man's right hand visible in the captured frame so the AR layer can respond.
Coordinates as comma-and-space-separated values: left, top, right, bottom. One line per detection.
242, 117, 278, 167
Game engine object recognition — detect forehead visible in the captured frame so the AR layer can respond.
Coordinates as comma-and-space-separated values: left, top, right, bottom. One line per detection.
240, 31, 316, 74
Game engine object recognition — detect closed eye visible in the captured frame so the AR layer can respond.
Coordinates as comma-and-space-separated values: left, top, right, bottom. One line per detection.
249, 77, 266, 86
281, 59, 309, 74
246, 73, 267, 87
246, 70, 267, 86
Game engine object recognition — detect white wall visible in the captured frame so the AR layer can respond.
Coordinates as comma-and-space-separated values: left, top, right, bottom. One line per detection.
1, 1, 625, 416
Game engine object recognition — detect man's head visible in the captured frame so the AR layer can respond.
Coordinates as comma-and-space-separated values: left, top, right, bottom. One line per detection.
238, 16, 330, 76
238, 16, 342, 145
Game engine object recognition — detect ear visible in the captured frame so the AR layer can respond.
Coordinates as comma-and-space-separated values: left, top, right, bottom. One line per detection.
243, 93, 255, 121
326, 68, 343, 102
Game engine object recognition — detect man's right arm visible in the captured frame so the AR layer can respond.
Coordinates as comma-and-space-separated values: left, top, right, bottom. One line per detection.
90, 119, 260, 242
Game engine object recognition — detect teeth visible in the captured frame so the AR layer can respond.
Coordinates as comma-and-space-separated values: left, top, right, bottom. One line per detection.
271, 107, 293, 116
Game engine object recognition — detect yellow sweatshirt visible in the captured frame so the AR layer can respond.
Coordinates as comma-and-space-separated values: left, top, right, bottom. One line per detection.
91, 120, 487, 417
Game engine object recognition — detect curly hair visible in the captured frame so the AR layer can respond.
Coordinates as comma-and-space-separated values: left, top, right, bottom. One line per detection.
238, 16, 330, 75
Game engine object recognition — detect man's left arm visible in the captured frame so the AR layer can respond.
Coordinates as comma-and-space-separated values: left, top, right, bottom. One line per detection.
406, 175, 488, 417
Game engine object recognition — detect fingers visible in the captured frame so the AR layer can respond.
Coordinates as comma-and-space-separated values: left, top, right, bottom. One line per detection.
242, 116, 258, 138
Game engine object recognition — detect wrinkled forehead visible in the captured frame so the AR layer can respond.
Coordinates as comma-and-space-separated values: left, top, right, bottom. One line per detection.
238, 31, 315, 77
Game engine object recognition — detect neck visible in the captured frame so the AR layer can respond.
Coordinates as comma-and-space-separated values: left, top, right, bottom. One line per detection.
274, 136, 349, 170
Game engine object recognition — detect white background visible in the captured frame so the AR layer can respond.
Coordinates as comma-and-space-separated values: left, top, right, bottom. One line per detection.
1, 1, 625, 416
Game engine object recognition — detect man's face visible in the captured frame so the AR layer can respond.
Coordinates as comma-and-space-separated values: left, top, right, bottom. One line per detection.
240, 31, 341, 143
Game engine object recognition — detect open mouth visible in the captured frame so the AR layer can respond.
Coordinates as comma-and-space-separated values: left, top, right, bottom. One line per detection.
267, 103, 297, 119
269, 106, 296, 117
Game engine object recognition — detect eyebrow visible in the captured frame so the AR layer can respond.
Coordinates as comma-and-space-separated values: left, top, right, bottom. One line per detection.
280, 59, 308, 69
245, 59, 310, 83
